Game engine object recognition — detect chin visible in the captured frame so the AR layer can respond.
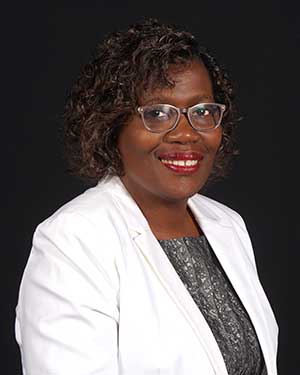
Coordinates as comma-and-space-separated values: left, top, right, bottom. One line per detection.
160, 178, 206, 202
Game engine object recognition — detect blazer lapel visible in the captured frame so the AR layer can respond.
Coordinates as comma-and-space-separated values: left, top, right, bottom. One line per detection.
133, 228, 228, 375
188, 198, 277, 375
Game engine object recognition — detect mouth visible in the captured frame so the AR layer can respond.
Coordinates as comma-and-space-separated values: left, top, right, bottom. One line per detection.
158, 152, 204, 174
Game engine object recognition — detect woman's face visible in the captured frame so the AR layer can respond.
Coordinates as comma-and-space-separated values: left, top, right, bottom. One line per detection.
118, 59, 222, 205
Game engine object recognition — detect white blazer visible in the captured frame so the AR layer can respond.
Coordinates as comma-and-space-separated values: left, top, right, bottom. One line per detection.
15, 176, 278, 375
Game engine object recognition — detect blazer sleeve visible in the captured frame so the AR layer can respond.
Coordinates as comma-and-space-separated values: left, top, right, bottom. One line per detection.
15, 211, 120, 375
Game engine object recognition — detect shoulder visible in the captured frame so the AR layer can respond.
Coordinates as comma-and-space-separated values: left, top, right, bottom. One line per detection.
190, 193, 247, 230
32, 177, 132, 268
190, 193, 258, 270
38, 176, 126, 235
23, 177, 130, 301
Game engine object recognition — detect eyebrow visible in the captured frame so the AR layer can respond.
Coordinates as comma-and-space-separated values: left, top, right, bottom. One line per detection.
142, 95, 214, 106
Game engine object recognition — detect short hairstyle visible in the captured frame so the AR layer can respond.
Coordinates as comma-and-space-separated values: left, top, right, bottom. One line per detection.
64, 19, 239, 184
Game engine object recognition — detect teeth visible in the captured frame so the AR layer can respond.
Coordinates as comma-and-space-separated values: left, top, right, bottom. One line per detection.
161, 159, 198, 166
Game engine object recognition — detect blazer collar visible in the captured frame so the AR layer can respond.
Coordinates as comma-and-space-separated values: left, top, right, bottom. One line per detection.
99, 175, 231, 233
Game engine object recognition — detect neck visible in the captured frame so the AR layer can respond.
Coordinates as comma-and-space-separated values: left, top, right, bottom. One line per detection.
143, 203, 202, 240
122, 181, 202, 239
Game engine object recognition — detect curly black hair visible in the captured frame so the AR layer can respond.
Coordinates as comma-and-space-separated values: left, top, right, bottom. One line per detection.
64, 18, 239, 183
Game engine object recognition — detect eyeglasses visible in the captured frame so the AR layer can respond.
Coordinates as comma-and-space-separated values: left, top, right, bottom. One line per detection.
137, 102, 226, 133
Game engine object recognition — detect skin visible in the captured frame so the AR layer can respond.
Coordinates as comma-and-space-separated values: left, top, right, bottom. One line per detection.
118, 59, 222, 239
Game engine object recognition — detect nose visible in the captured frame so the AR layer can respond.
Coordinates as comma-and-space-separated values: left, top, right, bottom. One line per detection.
163, 113, 201, 144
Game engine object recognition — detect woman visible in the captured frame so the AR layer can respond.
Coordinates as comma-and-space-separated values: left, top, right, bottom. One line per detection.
15, 19, 278, 375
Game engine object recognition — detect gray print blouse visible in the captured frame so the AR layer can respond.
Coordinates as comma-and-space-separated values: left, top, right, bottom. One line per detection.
158, 235, 267, 375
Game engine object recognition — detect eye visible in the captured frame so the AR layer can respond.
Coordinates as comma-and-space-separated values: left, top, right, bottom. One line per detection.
143, 106, 171, 122
147, 109, 167, 119
193, 107, 211, 117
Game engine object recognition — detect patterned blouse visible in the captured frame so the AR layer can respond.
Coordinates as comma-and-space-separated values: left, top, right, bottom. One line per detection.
158, 235, 267, 375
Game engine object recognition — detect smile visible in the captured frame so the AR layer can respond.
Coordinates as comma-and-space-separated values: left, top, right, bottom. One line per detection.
157, 152, 204, 174
159, 156, 202, 174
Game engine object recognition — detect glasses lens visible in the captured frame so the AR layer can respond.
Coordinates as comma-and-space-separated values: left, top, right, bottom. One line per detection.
189, 104, 223, 130
141, 105, 178, 132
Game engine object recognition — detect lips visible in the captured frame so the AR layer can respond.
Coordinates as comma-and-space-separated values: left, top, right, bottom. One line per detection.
157, 152, 204, 174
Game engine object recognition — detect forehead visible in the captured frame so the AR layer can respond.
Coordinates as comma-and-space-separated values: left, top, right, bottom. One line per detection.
140, 60, 213, 105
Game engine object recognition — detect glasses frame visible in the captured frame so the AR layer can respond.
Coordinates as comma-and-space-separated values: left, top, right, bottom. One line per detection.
137, 102, 226, 133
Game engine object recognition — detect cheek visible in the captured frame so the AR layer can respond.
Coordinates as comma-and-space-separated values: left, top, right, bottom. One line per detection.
118, 126, 160, 167
204, 128, 223, 155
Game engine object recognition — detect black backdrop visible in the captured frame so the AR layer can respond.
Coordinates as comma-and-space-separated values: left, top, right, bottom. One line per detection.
2, 1, 298, 374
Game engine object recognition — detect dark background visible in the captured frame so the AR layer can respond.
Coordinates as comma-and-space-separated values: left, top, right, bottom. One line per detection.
2, 1, 298, 374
